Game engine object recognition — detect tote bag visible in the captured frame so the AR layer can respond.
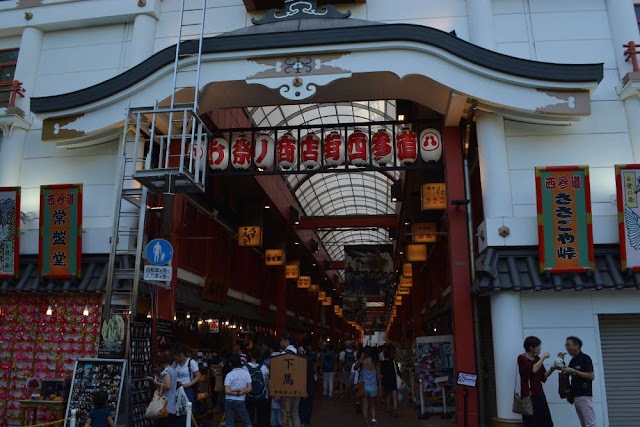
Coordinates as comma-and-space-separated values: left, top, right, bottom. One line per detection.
145, 390, 169, 420
512, 355, 533, 416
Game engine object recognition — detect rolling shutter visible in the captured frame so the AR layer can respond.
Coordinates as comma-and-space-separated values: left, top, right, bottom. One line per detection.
599, 314, 640, 426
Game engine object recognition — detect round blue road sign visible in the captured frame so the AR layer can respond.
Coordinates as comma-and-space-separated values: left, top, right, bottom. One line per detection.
145, 239, 173, 265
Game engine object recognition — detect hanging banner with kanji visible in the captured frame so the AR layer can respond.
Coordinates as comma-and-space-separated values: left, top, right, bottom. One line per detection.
0, 187, 20, 278
535, 167, 593, 273
39, 184, 83, 278
615, 164, 640, 270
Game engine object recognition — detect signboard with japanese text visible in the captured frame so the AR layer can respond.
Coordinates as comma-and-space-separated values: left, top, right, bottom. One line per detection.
398, 286, 411, 295
400, 275, 413, 287
412, 222, 437, 243
210, 319, 220, 334
309, 284, 319, 294
39, 184, 82, 278
402, 263, 412, 278
318, 291, 326, 301
321, 296, 332, 306
143, 265, 172, 283
285, 264, 299, 278
535, 166, 594, 273
407, 244, 428, 262
265, 249, 285, 266
297, 276, 311, 289
421, 183, 447, 210
238, 226, 262, 247
394, 295, 403, 305
269, 353, 308, 398
615, 165, 640, 270
0, 187, 20, 278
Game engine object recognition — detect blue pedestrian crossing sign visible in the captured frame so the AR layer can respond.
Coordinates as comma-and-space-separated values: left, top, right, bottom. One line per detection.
145, 239, 173, 266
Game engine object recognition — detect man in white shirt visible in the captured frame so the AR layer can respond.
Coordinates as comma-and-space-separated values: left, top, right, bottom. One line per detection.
224, 354, 253, 427
278, 333, 300, 427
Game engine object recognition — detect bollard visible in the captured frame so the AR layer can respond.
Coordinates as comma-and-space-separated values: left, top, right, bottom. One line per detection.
69, 409, 77, 427
185, 402, 192, 427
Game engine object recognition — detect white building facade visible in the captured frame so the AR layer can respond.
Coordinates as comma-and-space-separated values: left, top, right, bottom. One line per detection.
1, 1, 639, 427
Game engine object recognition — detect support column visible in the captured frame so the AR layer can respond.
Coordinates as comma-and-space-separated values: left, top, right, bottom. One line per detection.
490, 292, 524, 424
443, 126, 478, 427
129, 13, 157, 67
276, 266, 286, 336
413, 269, 424, 338
466, 0, 496, 50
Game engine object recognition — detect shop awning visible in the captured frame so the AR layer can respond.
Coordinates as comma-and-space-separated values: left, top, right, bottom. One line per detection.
473, 247, 640, 294
0, 255, 126, 294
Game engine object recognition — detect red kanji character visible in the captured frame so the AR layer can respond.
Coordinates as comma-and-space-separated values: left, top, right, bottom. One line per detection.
231, 136, 252, 167
571, 175, 582, 189
348, 131, 368, 165
371, 130, 392, 164
46, 195, 55, 206
56, 194, 66, 205
544, 177, 556, 190
558, 175, 569, 189
209, 138, 228, 167
66, 193, 75, 205
300, 134, 320, 163
254, 136, 272, 165
396, 129, 418, 162
277, 134, 297, 167
324, 132, 344, 165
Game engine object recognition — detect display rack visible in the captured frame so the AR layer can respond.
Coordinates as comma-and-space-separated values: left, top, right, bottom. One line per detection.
130, 318, 153, 427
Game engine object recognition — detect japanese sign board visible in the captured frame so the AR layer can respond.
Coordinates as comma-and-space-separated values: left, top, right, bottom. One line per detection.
321, 296, 332, 306
398, 286, 411, 295
318, 291, 326, 301
297, 276, 311, 289
413, 222, 437, 243
407, 244, 428, 262
535, 167, 594, 273
402, 263, 412, 278
285, 264, 299, 279
0, 187, 20, 278
210, 319, 220, 334
238, 226, 262, 247
143, 265, 172, 283
615, 165, 640, 270
269, 353, 308, 398
400, 275, 413, 287
39, 184, 82, 278
394, 295, 403, 305
421, 183, 447, 211
265, 249, 285, 266
309, 284, 319, 294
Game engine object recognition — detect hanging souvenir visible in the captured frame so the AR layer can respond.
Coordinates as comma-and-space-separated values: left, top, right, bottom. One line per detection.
231, 134, 252, 170
347, 129, 369, 166
277, 132, 298, 170
300, 132, 321, 170
371, 129, 393, 167
324, 130, 345, 167
254, 133, 275, 170
396, 127, 418, 166
420, 128, 442, 162
208, 137, 229, 171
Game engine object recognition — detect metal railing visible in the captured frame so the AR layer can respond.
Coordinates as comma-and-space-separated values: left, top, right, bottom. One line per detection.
624, 41, 640, 72
0, 80, 24, 108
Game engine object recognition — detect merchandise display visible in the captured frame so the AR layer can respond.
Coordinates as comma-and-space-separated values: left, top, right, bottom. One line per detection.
130, 318, 153, 427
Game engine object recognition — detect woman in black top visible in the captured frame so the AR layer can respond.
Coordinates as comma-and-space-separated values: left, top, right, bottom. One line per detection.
380, 346, 399, 417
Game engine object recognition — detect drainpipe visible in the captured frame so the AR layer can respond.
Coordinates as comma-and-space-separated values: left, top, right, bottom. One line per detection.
462, 102, 487, 426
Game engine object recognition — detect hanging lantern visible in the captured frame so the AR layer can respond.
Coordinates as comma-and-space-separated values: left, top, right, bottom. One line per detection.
420, 128, 442, 162
231, 134, 252, 170
324, 130, 345, 167
347, 129, 369, 166
190, 140, 207, 172
208, 137, 229, 171
300, 132, 321, 170
277, 132, 298, 170
396, 127, 418, 166
371, 129, 393, 167
254, 134, 275, 170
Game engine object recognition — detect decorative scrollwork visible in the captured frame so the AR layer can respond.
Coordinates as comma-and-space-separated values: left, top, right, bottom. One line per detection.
252, 0, 351, 25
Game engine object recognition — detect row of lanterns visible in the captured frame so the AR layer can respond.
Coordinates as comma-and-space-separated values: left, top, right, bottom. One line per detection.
194, 127, 442, 171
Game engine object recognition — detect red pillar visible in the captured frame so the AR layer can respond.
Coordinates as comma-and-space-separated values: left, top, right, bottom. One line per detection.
413, 268, 424, 338
276, 266, 286, 336
443, 126, 478, 427
312, 300, 320, 348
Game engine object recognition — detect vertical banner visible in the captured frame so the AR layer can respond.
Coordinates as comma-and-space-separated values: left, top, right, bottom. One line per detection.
615, 164, 640, 270
0, 187, 20, 278
40, 184, 83, 278
535, 167, 593, 273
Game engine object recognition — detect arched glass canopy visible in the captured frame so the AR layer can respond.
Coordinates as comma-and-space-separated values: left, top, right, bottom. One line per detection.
247, 101, 399, 262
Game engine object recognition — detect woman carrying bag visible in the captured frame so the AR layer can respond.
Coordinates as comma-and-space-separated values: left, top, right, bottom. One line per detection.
146, 351, 179, 427
514, 336, 556, 427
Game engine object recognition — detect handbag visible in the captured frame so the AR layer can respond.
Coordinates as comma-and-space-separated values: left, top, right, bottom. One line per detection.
145, 390, 168, 420
354, 381, 366, 399
175, 386, 190, 416
394, 362, 405, 391
512, 355, 534, 416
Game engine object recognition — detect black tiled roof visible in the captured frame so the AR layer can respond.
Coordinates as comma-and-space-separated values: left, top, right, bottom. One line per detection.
0, 255, 129, 294
473, 246, 640, 294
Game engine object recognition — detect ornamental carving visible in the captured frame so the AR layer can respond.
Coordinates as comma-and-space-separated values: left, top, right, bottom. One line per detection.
252, 0, 351, 25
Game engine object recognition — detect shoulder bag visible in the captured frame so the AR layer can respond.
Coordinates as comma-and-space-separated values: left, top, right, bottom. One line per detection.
512, 355, 533, 416
144, 390, 168, 420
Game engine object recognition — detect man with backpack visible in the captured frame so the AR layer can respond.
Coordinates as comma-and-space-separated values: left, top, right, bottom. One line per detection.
244, 350, 270, 427
320, 345, 337, 399
339, 341, 357, 401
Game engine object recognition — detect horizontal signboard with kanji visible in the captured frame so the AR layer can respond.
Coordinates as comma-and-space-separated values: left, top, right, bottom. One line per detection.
39, 184, 83, 278
535, 167, 593, 273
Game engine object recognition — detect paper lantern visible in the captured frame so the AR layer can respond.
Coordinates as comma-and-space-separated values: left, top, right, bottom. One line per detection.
254, 134, 275, 170
300, 132, 321, 170
420, 128, 442, 162
324, 131, 345, 167
371, 129, 393, 167
231, 134, 252, 170
347, 129, 369, 166
208, 137, 229, 171
190, 140, 207, 172
396, 127, 418, 166
277, 132, 298, 170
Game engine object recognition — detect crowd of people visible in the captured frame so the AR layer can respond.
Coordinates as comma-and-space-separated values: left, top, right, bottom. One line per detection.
139, 335, 406, 427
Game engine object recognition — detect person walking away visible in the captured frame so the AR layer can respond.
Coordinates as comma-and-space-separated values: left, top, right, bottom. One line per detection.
339, 342, 357, 402
518, 336, 556, 427
380, 346, 399, 417
244, 350, 270, 427
320, 345, 337, 399
83, 391, 116, 427
224, 354, 253, 427
146, 351, 179, 427
279, 333, 301, 427
561, 336, 596, 427
174, 345, 202, 406
299, 344, 318, 427
355, 347, 380, 427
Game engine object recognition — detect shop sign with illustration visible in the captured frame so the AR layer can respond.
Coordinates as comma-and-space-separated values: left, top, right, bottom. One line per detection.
0, 187, 20, 278
535, 167, 594, 273
616, 164, 640, 270
39, 184, 82, 278
269, 353, 308, 398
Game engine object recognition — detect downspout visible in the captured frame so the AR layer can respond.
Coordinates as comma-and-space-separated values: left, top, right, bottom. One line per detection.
462, 101, 487, 426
